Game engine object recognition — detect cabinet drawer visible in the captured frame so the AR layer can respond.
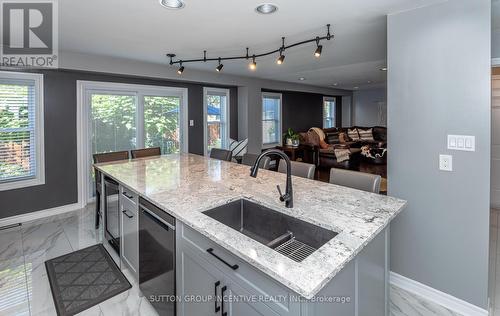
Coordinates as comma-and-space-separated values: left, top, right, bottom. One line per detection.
122, 206, 138, 273
179, 223, 301, 315
120, 185, 138, 205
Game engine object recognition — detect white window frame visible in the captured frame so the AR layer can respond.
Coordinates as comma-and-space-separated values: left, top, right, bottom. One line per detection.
323, 96, 336, 128
203, 87, 230, 156
262, 92, 282, 148
0, 71, 45, 191
77, 80, 188, 204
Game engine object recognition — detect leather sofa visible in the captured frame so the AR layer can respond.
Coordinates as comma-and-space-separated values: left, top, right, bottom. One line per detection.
299, 126, 387, 170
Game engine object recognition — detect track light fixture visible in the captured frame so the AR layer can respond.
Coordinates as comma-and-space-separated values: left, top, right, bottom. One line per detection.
277, 53, 285, 65
216, 58, 223, 72
314, 37, 322, 58
249, 56, 257, 70
276, 37, 285, 65
166, 24, 333, 73
177, 62, 184, 75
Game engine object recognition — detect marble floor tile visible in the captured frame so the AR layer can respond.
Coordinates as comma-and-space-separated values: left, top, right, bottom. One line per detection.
22, 221, 74, 281
61, 208, 102, 251
0, 225, 30, 316
390, 285, 462, 316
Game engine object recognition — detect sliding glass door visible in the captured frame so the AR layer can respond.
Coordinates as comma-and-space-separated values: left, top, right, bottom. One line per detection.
81, 82, 188, 201
91, 93, 137, 154
143, 95, 182, 154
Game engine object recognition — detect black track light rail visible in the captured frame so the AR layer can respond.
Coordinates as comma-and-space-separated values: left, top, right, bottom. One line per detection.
167, 24, 332, 66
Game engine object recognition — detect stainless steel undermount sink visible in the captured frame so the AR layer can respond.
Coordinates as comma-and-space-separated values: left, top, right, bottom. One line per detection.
203, 199, 338, 262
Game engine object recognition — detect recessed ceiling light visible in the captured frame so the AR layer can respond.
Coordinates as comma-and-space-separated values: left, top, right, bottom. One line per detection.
256, 3, 278, 14
367, 80, 371, 83
160, 0, 185, 9
353, 86, 359, 89
380, 67, 387, 71
332, 83, 338, 86
298, 77, 306, 81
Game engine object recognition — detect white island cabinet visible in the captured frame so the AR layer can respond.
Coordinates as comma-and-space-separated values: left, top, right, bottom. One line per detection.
176, 221, 389, 316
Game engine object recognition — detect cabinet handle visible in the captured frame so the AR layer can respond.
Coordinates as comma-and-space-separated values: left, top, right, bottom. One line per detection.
122, 191, 134, 199
207, 248, 239, 270
122, 210, 134, 219
214, 281, 221, 313
221, 285, 227, 316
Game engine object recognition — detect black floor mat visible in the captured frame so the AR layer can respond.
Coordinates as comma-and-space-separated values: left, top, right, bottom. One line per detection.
45, 244, 131, 316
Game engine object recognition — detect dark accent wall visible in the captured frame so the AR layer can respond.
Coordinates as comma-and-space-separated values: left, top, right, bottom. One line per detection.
263, 89, 342, 133
0, 68, 237, 219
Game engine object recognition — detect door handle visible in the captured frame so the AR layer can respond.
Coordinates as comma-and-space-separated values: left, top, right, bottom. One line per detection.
221, 285, 227, 316
122, 210, 134, 219
207, 248, 239, 270
214, 281, 221, 313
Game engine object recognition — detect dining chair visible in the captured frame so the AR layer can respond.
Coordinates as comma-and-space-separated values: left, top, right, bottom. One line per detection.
241, 153, 271, 169
209, 148, 233, 161
92, 150, 130, 229
278, 160, 316, 180
131, 147, 161, 159
329, 168, 381, 193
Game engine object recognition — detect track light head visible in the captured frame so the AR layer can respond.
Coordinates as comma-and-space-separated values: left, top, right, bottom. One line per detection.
314, 45, 322, 58
277, 53, 285, 65
177, 64, 184, 75
249, 56, 257, 70
216, 63, 224, 72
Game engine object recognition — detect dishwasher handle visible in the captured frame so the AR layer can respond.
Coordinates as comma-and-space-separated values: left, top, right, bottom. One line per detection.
140, 206, 176, 231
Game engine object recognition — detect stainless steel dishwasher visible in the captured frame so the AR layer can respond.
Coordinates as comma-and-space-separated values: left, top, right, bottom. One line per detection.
139, 197, 176, 315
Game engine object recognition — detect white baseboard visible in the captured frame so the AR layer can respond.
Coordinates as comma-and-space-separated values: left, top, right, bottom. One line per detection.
0, 202, 84, 227
390, 272, 488, 316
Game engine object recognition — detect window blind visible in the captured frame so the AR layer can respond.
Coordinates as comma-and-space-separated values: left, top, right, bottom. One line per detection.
262, 94, 281, 145
0, 79, 37, 183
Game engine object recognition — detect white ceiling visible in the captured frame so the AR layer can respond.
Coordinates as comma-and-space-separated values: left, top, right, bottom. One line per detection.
59, 0, 445, 90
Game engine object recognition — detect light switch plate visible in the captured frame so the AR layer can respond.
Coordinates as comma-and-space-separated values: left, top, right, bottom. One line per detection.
447, 135, 475, 151
189, 120, 194, 127
439, 154, 453, 171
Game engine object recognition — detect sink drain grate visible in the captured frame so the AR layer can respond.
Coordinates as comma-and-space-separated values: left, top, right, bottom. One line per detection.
274, 238, 317, 262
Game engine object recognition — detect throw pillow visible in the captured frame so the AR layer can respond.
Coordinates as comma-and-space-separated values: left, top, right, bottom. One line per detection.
325, 132, 340, 144
229, 138, 248, 157
358, 128, 375, 141
348, 128, 360, 140
338, 132, 350, 143
319, 139, 329, 149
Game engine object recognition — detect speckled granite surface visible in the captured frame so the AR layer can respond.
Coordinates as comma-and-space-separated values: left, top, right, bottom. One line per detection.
95, 153, 406, 299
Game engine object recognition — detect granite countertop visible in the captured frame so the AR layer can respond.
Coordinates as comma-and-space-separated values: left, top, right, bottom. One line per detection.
95, 153, 406, 299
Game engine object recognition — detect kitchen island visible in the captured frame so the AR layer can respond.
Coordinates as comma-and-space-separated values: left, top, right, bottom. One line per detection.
94, 153, 406, 316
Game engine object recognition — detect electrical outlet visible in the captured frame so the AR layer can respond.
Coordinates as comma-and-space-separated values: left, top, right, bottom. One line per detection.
189, 120, 194, 127
439, 154, 453, 171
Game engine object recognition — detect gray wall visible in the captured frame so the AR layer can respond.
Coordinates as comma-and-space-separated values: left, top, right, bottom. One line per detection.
0, 69, 238, 219
262, 89, 342, 134
341, 96, 352, 127
388, 0, 491, 309
353, 88, 386, 126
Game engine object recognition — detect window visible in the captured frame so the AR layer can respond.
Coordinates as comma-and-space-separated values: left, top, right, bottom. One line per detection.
0, 72, 44, 191
204, 88, 229, 155
262, 92, 282, 146
79, 81, 188, 201
323, 97, 336, 128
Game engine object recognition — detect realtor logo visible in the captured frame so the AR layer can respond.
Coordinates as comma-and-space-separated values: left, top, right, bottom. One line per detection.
0, 0, 58, 68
